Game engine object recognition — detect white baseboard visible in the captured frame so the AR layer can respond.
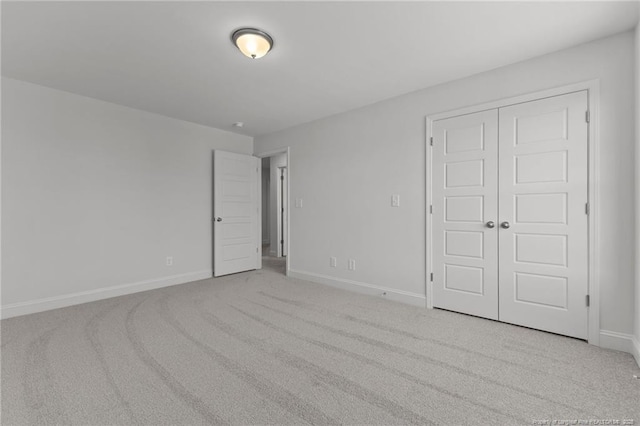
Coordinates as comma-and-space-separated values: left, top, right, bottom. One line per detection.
632, 335, 640, 368
601, 331, 640, 368
599, 329, 635, 354
288, 269, 426, 308
0, 270, 212, 319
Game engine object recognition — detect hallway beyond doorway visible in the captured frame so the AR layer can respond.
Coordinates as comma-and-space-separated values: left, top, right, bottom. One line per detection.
262, 244, 286, 275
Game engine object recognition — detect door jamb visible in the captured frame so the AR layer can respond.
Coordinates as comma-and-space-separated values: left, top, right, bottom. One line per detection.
255, 147, 291, 276
277, 167, 288, 257
425, 80, 600, 346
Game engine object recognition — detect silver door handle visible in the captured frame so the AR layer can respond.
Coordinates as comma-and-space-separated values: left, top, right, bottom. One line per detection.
215, 217, 222, 222
486, 221, 495, 228
500, 221, 510, 229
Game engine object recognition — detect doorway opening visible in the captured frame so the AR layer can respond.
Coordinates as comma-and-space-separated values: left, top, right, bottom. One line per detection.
258, 150, 289, 275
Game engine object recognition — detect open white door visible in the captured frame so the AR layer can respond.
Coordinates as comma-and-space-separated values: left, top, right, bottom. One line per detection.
213, 150, 259, 277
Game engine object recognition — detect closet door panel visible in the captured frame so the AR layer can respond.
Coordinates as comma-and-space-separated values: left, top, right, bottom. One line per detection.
432, 109, 499, 320
497, 91, 589, 339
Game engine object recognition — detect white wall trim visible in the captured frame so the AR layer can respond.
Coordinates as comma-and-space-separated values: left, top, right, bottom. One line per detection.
256, 156, 263, 271
425, 116, 434, 310
632, 336, 640, 368
289, 269, 427, 308
254, 147, 289, 158
586, 81, 601, 346
0, 269, 212, 319
599, 330, 636, 355
254, 146, 291, 276
425, 79, 601, 346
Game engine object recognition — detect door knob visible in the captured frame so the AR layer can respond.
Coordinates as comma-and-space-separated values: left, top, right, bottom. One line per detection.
500, 221, 510, 229
486, 221, 495, 229
215, 217, 222, 222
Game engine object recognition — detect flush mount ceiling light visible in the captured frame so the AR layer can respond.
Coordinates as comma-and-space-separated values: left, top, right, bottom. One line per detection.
231, 28, 273, 59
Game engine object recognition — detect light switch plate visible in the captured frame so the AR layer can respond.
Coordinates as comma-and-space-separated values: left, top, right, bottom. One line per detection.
391, 194, 400, 207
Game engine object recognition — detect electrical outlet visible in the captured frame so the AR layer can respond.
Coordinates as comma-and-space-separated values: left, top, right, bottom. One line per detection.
348, 259, 356, 271
295, 198, 303, 208
330, 256, 337, 268
166, 256, 173, 266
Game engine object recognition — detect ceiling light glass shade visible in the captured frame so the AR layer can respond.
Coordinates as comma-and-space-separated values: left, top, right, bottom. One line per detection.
232, 28, 273, 59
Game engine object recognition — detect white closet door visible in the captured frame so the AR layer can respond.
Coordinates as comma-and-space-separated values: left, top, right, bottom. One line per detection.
432, 109, 499, 320
497, 91, 589, 339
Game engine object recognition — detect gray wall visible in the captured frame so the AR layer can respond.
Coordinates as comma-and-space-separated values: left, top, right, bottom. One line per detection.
1, 77, 253, 316
255, 31, 637, 340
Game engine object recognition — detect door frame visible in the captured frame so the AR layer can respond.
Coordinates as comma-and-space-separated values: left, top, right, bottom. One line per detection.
425, 80, 601, 345
277, 166, 288, 257
255, 147, 291, 276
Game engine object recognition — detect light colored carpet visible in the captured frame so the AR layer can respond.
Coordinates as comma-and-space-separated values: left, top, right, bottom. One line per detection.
2, 257, 639, 425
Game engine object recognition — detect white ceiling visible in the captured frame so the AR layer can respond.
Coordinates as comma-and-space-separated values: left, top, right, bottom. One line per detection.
2, 1, 639, 137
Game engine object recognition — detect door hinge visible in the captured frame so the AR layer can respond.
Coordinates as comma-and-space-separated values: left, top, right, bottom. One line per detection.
430, 272, 433, 282
430, 137, 433, 146
586, 295, 590, 307
585, 110, 590, 123
585, 202, 590, 215
429, 204, 433, 214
